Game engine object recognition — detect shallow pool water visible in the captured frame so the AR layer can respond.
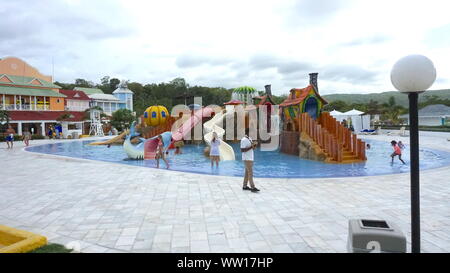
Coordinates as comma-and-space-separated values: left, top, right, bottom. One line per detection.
25, 139, 450, 178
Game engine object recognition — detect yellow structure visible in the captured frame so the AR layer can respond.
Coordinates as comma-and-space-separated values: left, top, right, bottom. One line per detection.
0, 225, 47, 253
144, 105, 169, 126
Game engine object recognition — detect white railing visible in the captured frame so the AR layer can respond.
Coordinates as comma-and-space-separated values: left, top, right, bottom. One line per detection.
21, 104, 31, 110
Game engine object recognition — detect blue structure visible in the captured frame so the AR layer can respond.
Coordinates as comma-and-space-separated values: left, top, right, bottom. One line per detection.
112, 81, 134, 112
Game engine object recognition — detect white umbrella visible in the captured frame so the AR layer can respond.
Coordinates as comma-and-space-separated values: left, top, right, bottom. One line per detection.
343, 109, 364, 116
330, 110, 344, 116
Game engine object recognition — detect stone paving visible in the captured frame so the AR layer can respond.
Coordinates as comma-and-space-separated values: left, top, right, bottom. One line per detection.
0, 132, 449, 253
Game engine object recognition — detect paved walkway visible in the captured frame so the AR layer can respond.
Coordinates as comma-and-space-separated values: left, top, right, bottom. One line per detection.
0, 132, 449, 253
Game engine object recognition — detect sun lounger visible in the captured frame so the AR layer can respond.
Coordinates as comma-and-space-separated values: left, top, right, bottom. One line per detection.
360, 129, 377, 135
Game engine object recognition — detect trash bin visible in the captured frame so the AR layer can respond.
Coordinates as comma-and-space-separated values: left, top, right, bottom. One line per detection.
347, 219, 406, 253
71, 132, 79, 139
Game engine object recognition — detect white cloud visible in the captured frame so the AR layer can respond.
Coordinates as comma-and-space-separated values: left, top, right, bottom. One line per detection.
2, 0, 450, 95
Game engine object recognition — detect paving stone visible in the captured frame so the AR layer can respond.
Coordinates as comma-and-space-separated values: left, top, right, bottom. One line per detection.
1, 135, 450, 253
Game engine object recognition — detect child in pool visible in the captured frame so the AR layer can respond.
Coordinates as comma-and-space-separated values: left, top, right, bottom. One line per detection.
391, 140, 405, 164
155, 135, 170, 169
210, 132, 221, 167
398, 141, 405, 150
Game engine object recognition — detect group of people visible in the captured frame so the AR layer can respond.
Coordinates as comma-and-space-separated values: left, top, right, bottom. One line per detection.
4, 125, 32, 149
48, 125, 62, 139
367, 140, 406, 164
391, 140, 406, 164
152, 128, 260, 193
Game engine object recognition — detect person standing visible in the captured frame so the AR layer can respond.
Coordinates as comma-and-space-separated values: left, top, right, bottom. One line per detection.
23, 128, 31, 146
48, 126, 53, 139
240, 130, 259, 192
5, 125, 15, 149
210, 132, 221, 167
155, 135, 170, 169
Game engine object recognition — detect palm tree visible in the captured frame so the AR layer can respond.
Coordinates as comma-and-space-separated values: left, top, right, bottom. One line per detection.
0, 110, 10, 133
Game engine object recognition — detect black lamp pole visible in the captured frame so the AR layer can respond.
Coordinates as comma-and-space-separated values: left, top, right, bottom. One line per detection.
408, 92, 421, 253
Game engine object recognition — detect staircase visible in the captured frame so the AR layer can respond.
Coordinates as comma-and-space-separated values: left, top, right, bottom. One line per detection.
299, 112, 366, 163
140, 116, 176, 139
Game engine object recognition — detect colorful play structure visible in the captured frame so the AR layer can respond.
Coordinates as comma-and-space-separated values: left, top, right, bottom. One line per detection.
279, 73, 366, 163
89, 73, 367, 164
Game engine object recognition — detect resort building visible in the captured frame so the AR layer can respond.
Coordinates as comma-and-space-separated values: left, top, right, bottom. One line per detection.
74, 83, 133, 116
400, 104, 450, 126
0, 57, 86, 136
59, 89, 90, 112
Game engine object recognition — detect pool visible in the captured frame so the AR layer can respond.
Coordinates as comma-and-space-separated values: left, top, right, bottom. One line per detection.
25, 139, 450, 178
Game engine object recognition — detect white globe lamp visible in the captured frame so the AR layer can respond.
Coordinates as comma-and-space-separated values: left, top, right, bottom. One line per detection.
390, 54, 436, 254
391, 55, 436, 93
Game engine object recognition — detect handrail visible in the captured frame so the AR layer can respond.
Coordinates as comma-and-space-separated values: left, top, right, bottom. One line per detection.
142, 116, 177, 139
299, 112, 366, 162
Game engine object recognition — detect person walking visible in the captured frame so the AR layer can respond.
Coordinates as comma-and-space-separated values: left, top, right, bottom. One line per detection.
240, 129, 259, 192
23, 128, 31, 146
390, 140, 406, 164
210, 132, 221, 167
5, 125, 15, 149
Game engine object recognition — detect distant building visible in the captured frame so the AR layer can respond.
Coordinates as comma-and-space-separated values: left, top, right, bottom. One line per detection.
400, 104, 450, 126
0, 57, 85, 136
74, 83, 133, 116
59, 89, 90, 112
112, 82, 133, 112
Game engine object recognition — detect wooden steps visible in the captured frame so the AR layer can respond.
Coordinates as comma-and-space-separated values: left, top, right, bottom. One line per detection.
299, 112, 367, 163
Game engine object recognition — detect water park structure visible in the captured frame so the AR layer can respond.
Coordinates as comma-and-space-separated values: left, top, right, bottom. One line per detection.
88, 72, 367, 165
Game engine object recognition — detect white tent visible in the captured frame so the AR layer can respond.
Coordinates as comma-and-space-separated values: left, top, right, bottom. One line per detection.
330, 110, 344, 116
340, 109, 370, 133
343, 109, 365, 116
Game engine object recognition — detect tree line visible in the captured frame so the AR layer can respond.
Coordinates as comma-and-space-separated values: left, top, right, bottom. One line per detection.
55, 77, 289, 116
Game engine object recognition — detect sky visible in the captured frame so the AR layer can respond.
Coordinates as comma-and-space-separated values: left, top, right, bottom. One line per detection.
1, 0, 450, 96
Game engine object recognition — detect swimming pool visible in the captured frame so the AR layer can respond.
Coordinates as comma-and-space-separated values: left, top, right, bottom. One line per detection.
25, 139, 450, 178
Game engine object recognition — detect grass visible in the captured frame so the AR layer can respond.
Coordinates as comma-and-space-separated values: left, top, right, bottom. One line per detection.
29, 243, 73, 253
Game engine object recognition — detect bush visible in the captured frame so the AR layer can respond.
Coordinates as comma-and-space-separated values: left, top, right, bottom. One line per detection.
0, 134, 20, 142
0, 134, 46, 141
31, 135, 45, 140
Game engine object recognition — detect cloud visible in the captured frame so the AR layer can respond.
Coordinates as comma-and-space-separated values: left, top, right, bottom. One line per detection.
284, 0, 350, 27
176, 55, 233, 68
323, 65, 378, 84
249, 55, 313, 75
1, 0, 450, 96
339, 35, 392, 47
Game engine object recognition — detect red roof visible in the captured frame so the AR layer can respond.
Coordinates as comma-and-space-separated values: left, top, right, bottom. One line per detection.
9, 111, 85, 122
224, 99, 245, 105
279, 85, 328, 107
59, 89, 90, 100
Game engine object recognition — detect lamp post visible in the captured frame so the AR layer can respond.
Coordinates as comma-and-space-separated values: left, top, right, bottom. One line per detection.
390, 55, 436, 253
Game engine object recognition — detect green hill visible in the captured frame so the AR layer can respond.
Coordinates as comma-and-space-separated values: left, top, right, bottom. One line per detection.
323, 89, 450, 107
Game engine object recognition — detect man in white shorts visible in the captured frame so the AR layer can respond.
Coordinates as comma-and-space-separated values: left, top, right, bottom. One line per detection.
240, 129, 260, 193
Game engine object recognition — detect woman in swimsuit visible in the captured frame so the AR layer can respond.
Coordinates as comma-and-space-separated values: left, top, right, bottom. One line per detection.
155, 135, 170, 169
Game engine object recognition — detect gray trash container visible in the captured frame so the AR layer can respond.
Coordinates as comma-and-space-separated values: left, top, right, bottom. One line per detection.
72, 132, 79, 139
347, 219, 406, 253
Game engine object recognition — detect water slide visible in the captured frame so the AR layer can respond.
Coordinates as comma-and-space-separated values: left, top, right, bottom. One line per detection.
171, 107, 213, 142
124, 108, 213, 160
203, 108, 235, 161
88, 130, 128, 145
